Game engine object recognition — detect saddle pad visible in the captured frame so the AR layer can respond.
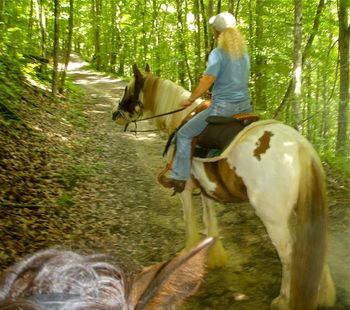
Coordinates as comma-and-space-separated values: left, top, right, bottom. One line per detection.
233, 112, 260, 123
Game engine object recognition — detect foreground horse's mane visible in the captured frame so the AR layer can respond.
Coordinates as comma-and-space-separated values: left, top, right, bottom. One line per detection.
0, 238, 215, 310
0, 248, 128, 309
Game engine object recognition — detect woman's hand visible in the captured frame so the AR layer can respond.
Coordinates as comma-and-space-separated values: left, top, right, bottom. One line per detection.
180, 74, 215, 108
181, 98, 194, 107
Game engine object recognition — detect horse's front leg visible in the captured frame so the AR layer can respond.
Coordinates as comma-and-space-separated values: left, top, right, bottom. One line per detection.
179, 187, 201, 250
201, 195, 228, 268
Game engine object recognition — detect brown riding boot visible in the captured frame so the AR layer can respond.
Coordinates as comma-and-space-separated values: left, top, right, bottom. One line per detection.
158, 175, 186, 193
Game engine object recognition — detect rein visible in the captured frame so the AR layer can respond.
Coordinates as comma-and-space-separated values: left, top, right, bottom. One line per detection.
123, 107, 186, 132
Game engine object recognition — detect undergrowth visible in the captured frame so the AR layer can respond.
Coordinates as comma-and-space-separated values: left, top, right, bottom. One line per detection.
0, 53, 93, 210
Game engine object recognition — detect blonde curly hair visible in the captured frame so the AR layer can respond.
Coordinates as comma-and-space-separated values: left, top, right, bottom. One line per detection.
217, 28, 246, 58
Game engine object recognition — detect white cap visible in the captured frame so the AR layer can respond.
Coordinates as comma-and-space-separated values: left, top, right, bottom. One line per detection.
209, 12, 236, 32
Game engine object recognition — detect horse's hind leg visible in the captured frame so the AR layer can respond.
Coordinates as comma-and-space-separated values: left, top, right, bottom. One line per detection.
201, 195, 228, 268
260, 218, 293, 310
266, 223, 335, 309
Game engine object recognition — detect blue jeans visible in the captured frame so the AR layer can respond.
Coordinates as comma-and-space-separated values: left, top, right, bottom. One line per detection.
170, 100, 252, 180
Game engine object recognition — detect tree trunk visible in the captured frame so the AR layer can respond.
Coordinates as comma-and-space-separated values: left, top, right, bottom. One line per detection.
0, 0, 5, 32
175, 0, 192, 87
336, 0, 349, 154
92, 0, 101, 70
193, 0, 202, 82
302, 0, 325, 59
51, 0, 60, 96
274, 0, 325, 119
152, 0, 161, 76
36, 0, 47, 74
227, 0, 234, 13
109, 0, 117, 73
112, 1, 123, 75
27, 0, 34, 45
305, 64, 312, 140
142, 0, 148, 62
291, 0, 303, 130
254, 0, 267, 111
216, 0, 221, 16
199, 0, 209, 61
59, 0, 74, 93
207, 0, 214, 53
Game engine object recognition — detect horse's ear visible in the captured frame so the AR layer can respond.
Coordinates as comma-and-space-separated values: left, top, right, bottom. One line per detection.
145, 63, 150, 73
130, 238, 214, 310
132, 63, 143, 81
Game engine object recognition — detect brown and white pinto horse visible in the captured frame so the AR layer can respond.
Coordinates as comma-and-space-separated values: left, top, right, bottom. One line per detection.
112, 64, 336, 310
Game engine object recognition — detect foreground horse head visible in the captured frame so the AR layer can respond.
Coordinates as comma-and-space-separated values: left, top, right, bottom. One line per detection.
113, 65, 337, 310
0, 238, 214, 310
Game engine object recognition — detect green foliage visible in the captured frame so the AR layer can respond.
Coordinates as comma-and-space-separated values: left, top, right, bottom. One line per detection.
0, 55, 23, 120
58, 163, 96, 190
67, 109, 88, 128
62, 84, 89, 128
56, 192, 75, 208
0, 0, 348, 168
0, 52, 53, 123
322, 151, 350, 178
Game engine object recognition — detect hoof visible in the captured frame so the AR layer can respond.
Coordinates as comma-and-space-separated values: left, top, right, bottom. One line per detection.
271, 295, 289, 310
317, 264, 336, 307
206, 239, 228, 268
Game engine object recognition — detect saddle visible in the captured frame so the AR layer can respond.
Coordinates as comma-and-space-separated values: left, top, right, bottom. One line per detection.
194, 112, 260, 158
159, 110, 259, 180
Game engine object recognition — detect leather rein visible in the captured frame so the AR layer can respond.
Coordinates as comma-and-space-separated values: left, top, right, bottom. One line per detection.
123, 107, 186, 133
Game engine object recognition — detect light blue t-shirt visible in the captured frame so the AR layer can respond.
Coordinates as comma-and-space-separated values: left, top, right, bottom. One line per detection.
205, 47, 250, 104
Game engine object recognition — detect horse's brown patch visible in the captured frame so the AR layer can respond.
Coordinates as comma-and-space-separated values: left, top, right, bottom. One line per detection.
143, 75, 159, 112
253, 130, 274, 161
199, 159, 248, 204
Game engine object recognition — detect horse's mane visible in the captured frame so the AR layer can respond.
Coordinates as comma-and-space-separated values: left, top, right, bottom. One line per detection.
142, 74, 201, 134
0, 248, 129, 310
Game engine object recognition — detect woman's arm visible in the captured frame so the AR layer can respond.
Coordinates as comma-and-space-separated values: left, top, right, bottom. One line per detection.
182, 74, 215, 107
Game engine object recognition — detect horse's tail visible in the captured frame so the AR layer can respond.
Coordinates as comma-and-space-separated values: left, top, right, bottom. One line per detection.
290, 143, 328, 310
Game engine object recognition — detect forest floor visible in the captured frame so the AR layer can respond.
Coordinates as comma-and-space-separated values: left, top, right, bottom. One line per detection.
0, 55, 349, 309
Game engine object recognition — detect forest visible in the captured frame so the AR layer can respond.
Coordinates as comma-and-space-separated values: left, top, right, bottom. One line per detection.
0, 0, 349, 170
0, 1, 349, 308
0, 0, 350, 172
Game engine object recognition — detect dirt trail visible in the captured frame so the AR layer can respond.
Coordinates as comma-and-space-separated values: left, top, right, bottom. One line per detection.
65, 57, 186, 266
64, 57, 350, 309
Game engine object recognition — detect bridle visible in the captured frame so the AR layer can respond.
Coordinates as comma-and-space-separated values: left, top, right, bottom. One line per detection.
114, 83, 144, 128
119, 77, 186, 132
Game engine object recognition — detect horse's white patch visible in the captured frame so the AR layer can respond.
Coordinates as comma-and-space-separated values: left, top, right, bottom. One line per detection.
224, 122, 301, 223
283, 153, 294, 166
191, 161, 217, 194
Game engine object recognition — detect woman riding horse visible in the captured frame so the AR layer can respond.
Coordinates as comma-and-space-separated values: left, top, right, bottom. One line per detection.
159, 12, 253, 193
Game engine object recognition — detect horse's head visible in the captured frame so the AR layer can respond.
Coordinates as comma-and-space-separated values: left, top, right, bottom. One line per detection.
112, 64, 150, 125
